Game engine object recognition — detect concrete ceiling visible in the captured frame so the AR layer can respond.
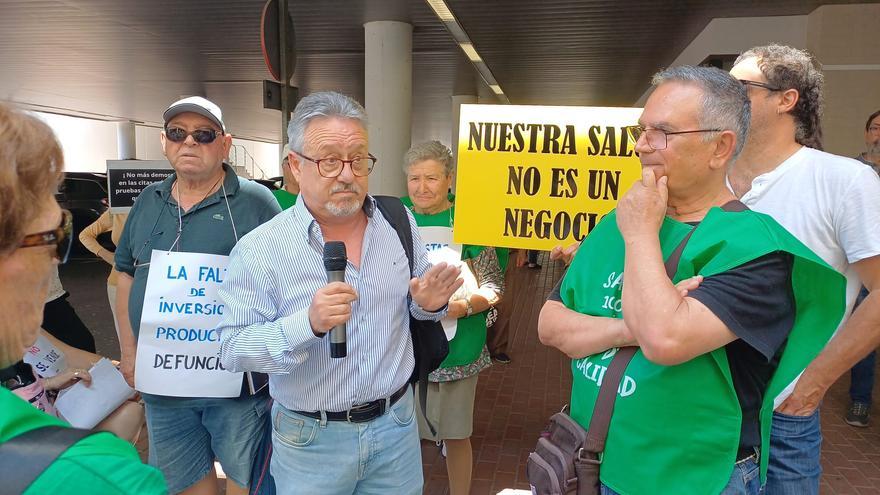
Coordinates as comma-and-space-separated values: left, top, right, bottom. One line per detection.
0, 0, 869, 144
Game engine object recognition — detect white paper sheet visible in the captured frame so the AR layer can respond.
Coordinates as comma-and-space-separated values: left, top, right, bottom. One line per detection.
54, 358, 136, 429
418, 226, 479, 340
24, 333, 67, 377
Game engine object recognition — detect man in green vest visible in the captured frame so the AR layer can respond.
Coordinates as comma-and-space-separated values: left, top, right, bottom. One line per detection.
537, 66, 845, 494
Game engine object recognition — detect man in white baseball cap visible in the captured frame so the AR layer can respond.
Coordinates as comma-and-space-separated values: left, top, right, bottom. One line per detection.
114, 95, 280, 495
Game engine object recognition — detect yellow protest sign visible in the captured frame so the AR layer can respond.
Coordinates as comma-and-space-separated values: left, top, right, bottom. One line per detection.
453, 104, 642, 250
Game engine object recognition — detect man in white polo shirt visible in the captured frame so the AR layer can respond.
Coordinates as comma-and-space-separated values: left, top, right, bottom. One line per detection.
728, 44, 880, 494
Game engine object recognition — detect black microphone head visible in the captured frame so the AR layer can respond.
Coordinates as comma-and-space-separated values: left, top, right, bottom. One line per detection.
323, 241, 347, 271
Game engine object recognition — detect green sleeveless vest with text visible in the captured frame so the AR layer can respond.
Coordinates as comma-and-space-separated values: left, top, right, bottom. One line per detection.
560, 207, 845, 495
403, 199, 488, 367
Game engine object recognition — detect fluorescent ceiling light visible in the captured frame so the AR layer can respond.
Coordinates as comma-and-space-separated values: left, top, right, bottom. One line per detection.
459, 42, 482, 62
425, 0, 507, 103
426, 0, 455, 22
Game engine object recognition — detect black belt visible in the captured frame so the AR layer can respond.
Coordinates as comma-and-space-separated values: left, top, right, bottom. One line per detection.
293, 384, 410, 423
736, 446, 759, 463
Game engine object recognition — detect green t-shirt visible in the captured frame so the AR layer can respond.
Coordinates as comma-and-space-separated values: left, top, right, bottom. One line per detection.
272, 188, 298, 210
0, 388, 167, 494
401, 195, 489, 367
400, 195, 510, 271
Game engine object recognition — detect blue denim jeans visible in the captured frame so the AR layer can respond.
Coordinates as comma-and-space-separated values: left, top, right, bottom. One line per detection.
599, 455, 762, 495
270, 389, 423, 495
145, 394, 270, 493
850, 350, 876, 404
764, 410, 821, 495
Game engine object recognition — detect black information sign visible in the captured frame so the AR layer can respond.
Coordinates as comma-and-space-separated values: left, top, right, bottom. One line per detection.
107, 160, 173, 213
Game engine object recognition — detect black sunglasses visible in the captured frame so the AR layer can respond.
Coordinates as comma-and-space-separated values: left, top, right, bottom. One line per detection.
165, 127, 224, 144
18, 209, 73, 264
738, 79, 781, 92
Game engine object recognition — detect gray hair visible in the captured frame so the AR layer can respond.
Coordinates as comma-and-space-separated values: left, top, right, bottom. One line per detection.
651, 65, 751, 160
287, 91, 368, 153
402, 140, 454, 176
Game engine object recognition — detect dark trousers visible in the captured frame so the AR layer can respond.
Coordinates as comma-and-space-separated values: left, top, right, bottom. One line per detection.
850, 350, 876, 404
42, 292, 96, 353
487, 262, 515, 355
527, 250, 539, 265
848, 286, 875, 404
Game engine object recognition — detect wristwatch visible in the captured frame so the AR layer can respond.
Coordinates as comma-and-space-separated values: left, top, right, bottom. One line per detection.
464, 298, 474, 317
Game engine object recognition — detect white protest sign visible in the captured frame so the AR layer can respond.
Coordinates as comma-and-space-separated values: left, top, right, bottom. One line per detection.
418, 226, 479, 340
55, 358, 135, 428
24, 333, 67, 377
135, 250, 243, 397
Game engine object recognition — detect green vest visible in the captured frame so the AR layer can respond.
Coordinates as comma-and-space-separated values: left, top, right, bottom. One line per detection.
272, 189, 298, 210
560, 207, 845, 495
403, 196, 488, 367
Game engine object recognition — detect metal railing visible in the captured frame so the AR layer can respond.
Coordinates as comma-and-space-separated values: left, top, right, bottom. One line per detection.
228, 145, 268, 179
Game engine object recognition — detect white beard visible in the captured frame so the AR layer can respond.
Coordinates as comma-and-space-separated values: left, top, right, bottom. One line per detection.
325, 183, 363, 217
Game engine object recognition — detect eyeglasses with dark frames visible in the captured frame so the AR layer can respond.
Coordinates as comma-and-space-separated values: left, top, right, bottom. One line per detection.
18, 209, 73, 264
625, 125, 723, 152
164, 127, 224, 144
738, 79, 781, 92
292, 150, 377, 178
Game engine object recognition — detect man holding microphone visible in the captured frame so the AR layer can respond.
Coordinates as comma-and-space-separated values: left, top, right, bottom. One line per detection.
217, 91, 461, 494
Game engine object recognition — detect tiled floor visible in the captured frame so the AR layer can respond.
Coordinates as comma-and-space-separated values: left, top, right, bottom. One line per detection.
422, 256, 568, 495
60, 257, 880, 494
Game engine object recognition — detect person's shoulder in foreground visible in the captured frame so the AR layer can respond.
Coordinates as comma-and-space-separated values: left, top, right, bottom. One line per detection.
1, 388, 166, 494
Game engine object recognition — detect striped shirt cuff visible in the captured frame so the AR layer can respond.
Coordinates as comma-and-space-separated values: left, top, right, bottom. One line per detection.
281, 311, 324, 357
410, 301, 448, 321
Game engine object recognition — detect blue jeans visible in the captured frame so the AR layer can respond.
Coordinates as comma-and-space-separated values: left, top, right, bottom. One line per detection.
850, 350, 876, 404
600, 455, 761, 494
270, 389, 422, 495
764, 410, 821, 495
145, 394, 270, 493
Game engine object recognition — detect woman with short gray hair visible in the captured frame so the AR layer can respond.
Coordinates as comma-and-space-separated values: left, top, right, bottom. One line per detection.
402, 140, 503, 495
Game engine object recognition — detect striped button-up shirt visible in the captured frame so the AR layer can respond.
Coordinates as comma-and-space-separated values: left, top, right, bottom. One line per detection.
217, 195, 442, 412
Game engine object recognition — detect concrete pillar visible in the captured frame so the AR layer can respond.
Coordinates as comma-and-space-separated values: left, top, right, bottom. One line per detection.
364, 20, 412, 197
807, 3, 880, 155
116, 121, 137, 160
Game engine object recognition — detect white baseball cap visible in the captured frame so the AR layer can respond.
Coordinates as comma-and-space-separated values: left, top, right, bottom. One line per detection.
163, 96, 225, 132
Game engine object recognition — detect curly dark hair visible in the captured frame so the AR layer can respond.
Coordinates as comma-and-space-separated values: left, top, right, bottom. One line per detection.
735, 44, 824, 150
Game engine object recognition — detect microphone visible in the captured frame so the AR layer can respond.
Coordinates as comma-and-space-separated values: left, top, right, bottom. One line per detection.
323, 241, 347, 358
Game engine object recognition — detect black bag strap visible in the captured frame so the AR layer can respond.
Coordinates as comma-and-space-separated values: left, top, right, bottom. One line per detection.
0, 425, 99, 494
721, 199, 749, 212
373, 195, 438, 435
374, 196, 416, 275
583, 220, 699, 454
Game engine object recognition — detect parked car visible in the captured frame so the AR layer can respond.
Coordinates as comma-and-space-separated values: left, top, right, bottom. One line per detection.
253, 176, 282, 192
56, 172, 114, 258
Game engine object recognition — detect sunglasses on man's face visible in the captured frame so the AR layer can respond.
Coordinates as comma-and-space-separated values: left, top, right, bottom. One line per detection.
18, 209, 73, 264
165, 127, 224, 144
